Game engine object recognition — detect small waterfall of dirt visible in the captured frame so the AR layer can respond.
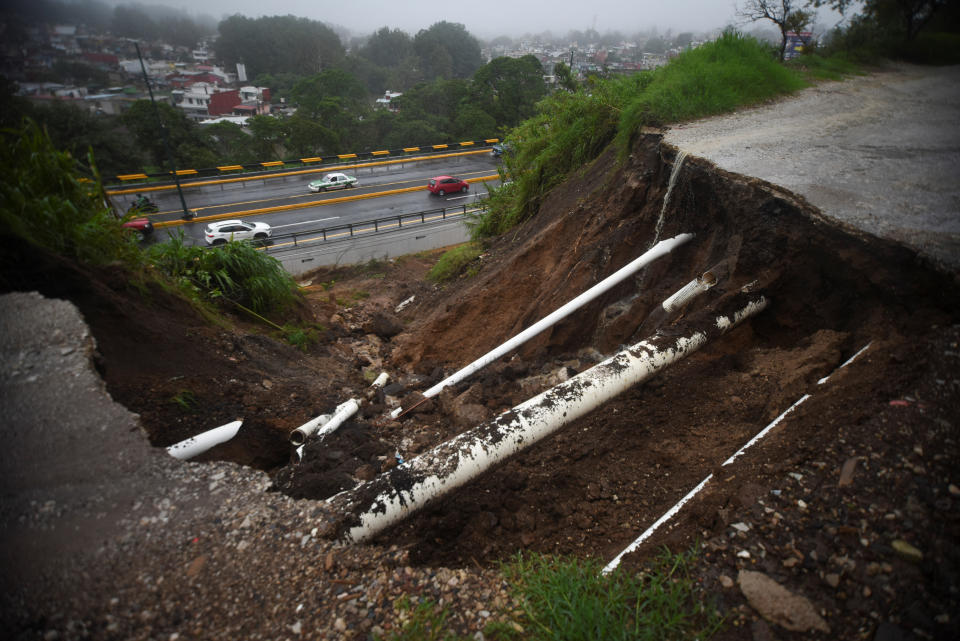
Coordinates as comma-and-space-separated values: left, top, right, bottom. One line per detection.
652, 149, 688, 245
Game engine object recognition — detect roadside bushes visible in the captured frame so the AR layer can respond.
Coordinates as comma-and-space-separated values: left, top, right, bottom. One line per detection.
0, 119, 142, 267
147, 231, 297, 315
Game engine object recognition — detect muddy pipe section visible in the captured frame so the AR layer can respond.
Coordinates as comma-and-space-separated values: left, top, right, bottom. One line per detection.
323, 290, 768, 543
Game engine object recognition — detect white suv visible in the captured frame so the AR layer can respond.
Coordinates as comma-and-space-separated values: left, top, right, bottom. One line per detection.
204, 220, 272, 246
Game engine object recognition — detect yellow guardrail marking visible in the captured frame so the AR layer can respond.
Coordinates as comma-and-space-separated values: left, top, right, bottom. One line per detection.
301, 157, 323, 164
174, 169, 198, 176
153, 175, 499, 229
459, 141, 474, 147
485, 138, 500, 144
337, 153, 358, 160
218, 165, 244, 172
402, 147, 420, 152
108, 148, 494, 196
118, 173, 148, 181
371, 150, 390, 156
432, 144, 448, 150
261, 161, 284, 168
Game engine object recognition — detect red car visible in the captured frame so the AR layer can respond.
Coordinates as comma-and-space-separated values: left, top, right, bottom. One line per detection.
427, 175, 469, 196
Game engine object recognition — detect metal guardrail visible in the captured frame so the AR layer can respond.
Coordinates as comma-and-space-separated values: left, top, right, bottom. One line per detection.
257, 201, 486, 254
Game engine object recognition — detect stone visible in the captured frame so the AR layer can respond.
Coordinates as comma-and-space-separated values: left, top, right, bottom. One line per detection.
719, 575, 734, 589
185, 555, 207, 578
891, 540, 923, 563
838, 457, 859, 487
354, 464, 377, 481
825, 573, 840, 588
738, 570, 830, 633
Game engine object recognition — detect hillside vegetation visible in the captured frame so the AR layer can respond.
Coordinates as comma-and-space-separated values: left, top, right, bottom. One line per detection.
475, 33, 812, 239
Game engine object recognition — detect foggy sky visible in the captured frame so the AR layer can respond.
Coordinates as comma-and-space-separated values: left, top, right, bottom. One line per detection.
154, 0, 748, 38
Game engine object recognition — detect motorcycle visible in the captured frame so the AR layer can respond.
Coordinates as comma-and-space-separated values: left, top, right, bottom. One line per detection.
128, 197, 159, 214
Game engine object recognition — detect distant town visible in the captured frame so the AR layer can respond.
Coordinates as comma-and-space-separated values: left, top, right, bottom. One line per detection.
5, 18, 733, 126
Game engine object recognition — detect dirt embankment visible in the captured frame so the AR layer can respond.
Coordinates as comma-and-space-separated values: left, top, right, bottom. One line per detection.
2, 82, 959, 639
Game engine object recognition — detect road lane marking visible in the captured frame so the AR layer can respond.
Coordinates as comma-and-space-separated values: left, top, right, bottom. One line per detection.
271, 217, 339, 229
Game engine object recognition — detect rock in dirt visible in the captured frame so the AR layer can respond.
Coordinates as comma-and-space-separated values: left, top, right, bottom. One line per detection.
738, 570, 830, 633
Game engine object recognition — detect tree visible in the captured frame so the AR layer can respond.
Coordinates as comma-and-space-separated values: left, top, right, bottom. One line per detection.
360, 27, 414, 68
122, 100, 213, 170
737, 0, 814, 60
812, 0, 950, 40
553, 62, 578, 93
470, 55, 547, 129
216, 15, 344, 78
284, 112, 340, 157
413, 22, 483, 80
203, 121, 256, 165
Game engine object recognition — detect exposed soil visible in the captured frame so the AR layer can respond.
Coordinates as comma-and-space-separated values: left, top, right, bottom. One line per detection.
3, 70, 959, 640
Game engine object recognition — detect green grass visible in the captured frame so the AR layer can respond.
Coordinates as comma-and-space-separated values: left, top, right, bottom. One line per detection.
170, 389, 199, 412
426, 242, 484, 283
500, 548, 723, 641
616, 33, 806, 148
785, 53, 864, 81
282, 323, 324, 351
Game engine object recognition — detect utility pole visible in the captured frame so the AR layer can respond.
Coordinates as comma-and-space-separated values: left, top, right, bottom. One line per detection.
134, 41, 193, 221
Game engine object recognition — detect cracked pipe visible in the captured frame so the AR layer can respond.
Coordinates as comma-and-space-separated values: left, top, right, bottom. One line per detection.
290, 399, 359, 446
167, 420, 242, 460
662, 269, 718, 313
400, 233, 694, 415
325, 291, 767, 543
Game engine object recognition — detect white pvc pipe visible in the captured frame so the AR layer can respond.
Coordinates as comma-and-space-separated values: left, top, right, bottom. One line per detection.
371, 372, 389, 389
167, 420, 243, 460
601, 341, 872, 574
317, 399, 360, 440
290, 413, 333, 446
662, 270, 717, 313
419, 233, 694, 400
325, 292, 766, 543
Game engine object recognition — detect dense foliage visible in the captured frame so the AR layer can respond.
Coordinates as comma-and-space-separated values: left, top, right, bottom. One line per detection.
216, 15, 345, 78
0, 119, 140, 266
147, 232, 297, 315
0, 118, 299, 317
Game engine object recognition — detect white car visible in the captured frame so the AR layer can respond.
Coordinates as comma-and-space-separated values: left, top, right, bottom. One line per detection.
204, 220, 272, 246
308, 172, 358, 192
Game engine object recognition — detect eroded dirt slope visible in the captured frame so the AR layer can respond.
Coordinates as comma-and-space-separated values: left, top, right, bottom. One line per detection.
3, 120, 958, 640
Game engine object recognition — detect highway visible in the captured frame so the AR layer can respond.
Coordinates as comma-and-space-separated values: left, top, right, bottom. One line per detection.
124, 151, 502, 248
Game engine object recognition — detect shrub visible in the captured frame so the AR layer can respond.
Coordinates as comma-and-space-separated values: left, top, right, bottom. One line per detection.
0, 118, 142, 267
426, 242, 484, 282
147, 231, 297, 315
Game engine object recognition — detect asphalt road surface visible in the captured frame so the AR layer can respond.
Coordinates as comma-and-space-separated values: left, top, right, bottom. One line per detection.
664, 63, 960, 271
122, 152, 501, 247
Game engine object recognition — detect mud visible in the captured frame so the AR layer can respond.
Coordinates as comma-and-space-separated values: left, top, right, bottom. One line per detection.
5, 123, 958, 640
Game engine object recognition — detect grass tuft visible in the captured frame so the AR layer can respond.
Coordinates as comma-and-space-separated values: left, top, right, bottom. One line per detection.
500, 547, 724, 641
427, 242, 484, 283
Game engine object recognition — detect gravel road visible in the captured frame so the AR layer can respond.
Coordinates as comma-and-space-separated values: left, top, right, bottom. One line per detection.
664, 63, 960, 271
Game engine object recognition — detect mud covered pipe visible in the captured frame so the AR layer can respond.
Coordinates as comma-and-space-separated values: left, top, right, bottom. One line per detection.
167, 420, 242, 460
324, 291, 767, 543
417, 233, 695, 402
290, 399, 359, 446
